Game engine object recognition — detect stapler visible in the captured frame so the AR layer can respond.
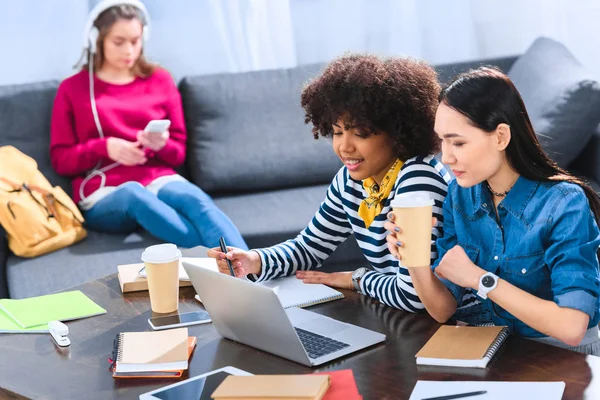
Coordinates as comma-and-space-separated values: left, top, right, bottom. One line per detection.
48, 320, 70, 347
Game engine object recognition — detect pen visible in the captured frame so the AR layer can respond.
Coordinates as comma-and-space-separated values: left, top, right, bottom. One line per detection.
219, 237, 236, 277
422, 390, 487, 400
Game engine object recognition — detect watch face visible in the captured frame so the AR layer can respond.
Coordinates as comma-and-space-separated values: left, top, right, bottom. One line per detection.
482, 275, 495, 288
353, 267, 366, 280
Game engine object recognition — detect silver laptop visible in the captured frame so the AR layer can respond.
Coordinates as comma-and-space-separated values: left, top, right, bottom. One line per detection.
182, 262, 386, 367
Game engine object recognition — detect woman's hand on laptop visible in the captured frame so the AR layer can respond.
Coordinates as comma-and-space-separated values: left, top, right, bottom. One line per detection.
295, 271, 354, 290
207, 247, 262, 277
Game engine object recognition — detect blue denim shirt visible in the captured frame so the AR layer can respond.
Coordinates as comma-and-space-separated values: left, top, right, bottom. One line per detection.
432, 176, 600, 338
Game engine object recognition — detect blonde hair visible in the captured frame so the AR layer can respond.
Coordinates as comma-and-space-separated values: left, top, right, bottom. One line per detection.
82, 4, 156, 78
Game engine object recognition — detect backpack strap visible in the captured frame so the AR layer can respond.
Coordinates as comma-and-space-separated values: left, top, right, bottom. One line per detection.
0, 176, 21, 191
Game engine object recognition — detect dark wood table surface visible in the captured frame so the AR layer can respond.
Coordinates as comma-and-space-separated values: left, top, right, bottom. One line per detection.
1, 273, 599, 400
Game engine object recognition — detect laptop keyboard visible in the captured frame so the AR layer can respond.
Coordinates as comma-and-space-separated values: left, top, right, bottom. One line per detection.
295, 327, 350, 359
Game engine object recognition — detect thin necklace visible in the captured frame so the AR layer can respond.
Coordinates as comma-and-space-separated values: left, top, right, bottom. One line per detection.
485, 181, 511, 197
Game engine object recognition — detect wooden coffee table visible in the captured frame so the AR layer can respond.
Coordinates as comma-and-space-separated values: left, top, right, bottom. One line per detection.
1, 273, 599, 399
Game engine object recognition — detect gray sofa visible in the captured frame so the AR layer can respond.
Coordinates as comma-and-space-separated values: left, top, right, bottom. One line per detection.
2, 38, 599, 299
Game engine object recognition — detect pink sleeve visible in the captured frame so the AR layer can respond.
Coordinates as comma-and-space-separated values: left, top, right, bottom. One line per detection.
50, 82, 108, 177
155, 70, 187, 168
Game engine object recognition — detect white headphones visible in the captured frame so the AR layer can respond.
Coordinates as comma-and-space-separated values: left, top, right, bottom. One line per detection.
83, 0, 151, 54
78, 0, 152, 206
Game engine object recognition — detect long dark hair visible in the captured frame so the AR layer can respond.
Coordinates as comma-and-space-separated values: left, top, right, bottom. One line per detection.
440, 66, 600, 226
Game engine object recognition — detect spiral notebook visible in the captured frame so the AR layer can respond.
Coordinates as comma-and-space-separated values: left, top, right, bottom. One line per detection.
111, 336, 197, 378
110, 327, 189, 373
258, 276, 345, 308
416, 325, 509, 368
195, 275, 344, 309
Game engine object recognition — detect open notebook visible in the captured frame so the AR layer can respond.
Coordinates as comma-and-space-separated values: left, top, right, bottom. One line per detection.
416, 325, 509, 368
409, 381, 566, 400
188, 258, 344, 309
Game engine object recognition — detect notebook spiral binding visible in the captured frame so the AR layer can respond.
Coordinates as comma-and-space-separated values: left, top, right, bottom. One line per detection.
109, 333, 124, 370
483, 327, 509, 360
288, 293, 344, 308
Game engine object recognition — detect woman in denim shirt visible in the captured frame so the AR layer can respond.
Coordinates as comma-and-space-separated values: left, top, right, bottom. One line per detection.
385, 67, 600, 354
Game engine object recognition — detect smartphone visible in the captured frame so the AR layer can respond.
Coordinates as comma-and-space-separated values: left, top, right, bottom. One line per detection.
144, 119, 171, 134
148, 310, 211, 331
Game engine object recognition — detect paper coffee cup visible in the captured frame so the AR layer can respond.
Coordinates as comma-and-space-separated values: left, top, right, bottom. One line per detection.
141, 243, 182, 313
390, 193, 435, 268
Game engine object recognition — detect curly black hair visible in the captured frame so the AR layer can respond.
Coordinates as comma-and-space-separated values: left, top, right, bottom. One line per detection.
301, 53, 441, 159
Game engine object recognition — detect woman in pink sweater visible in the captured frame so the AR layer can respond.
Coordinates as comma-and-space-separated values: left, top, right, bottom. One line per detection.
50, 1, 247, 250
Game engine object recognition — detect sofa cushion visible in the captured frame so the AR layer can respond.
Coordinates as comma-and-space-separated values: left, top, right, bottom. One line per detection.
179, 63, 342, 195
0, 80, 72, 194
213, 184, 365, 264
508, 37, 600, 168
7, 184, 366, 299
6, 230, 160, 299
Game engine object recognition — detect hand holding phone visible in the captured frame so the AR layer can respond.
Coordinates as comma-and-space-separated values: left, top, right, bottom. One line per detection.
144, 119, 171, 134
148, 310, 211, 330
138, 119, 171, 151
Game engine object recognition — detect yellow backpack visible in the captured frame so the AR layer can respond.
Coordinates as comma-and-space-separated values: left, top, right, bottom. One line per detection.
0, 146, 87, 258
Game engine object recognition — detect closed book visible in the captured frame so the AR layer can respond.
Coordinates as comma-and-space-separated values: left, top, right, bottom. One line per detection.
117, 263, 193, 293
112, 336, 197, 378
416, 325, 509, 368
112, 327, 189, 373
211, 374, 331, 400
0, 308, 48, 333
314, 370, 361, 400
0, 290, 106, 328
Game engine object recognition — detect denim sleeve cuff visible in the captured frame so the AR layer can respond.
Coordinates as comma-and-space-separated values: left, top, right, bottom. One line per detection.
431, 256, 441, 271
555, 289, 598, 319
246, 249, 270, 283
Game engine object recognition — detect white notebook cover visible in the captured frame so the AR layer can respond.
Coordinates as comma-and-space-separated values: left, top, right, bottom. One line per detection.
409, 381, 566, 400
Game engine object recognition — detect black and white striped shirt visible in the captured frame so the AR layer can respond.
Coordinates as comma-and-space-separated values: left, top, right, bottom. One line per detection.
250, 155, 451, 312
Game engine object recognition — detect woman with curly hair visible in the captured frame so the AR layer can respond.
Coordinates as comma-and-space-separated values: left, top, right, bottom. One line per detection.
207, 54, 450, 312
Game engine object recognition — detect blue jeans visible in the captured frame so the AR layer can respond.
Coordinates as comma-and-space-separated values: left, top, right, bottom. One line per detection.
83, 181, 248, 250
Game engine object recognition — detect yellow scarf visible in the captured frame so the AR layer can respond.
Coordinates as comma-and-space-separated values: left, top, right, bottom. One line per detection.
358, 159, 403, 228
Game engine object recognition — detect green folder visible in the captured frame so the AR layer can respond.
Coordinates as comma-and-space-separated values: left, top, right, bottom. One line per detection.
0, 308, 48, 333
0, 290, 106, 328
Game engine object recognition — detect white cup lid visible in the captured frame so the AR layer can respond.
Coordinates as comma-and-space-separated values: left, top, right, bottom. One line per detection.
390, 193, 434, 208
141, 243, 182, 264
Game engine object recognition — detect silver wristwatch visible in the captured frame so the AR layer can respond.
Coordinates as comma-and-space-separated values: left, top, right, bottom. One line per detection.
351, 267, 369, 292
477, 272, 498, 299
